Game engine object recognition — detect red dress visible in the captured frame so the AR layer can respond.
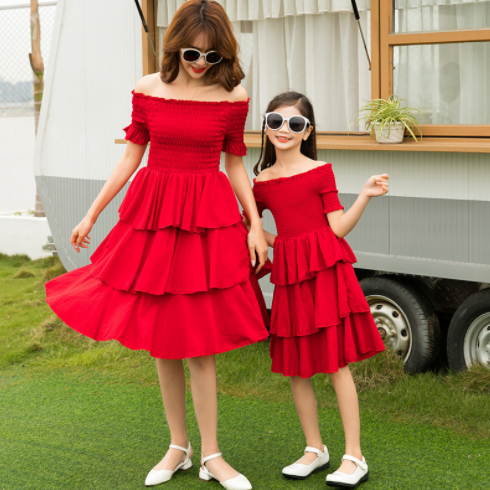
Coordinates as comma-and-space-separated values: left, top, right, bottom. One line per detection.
252, 164, 385, 378
45, 91, 269, 359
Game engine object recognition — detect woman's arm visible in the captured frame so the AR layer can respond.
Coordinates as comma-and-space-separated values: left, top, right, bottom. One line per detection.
327, 174, 389, 239
243, 217, 276, 248
225, 153, 268, 273
70, 142, 147, 252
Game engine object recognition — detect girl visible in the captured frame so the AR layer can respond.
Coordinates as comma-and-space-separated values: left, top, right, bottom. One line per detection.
45, 1, 269, 489
248, 92, 387, 488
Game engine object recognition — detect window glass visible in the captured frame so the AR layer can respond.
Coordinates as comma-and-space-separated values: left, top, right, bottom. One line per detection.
393, 42, 490, 125
393, 1, 490, 33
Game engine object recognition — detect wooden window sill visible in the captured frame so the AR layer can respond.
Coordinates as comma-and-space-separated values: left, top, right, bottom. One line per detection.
115, 133, 490, 153
245, 132, 490, 153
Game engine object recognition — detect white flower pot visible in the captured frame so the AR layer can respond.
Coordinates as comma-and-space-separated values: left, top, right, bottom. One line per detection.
374, 122, 405, 144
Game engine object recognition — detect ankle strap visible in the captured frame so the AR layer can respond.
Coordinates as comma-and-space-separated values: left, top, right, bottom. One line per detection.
202, 452, 222, 465
304, 446, 325, 456
169, 443, 191, 457
342, 455, 367, 471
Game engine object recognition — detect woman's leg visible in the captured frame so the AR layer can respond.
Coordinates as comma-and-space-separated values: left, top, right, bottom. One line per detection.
328, 365, 363, 474
186, 355, 240, 481
152, 358, 192, 470
289, 376, 325, 464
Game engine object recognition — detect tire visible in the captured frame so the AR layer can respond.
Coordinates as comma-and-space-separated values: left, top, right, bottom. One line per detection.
360, 276, 441, 374
447, 289, 490, 372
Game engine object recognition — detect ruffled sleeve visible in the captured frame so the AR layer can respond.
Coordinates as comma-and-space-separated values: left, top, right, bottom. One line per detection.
318, 164, 344, 214
123, 91, 150, 145
222, 99, 249, 156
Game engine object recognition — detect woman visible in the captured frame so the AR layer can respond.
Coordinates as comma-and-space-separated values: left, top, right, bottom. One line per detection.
45, 1, 269, 488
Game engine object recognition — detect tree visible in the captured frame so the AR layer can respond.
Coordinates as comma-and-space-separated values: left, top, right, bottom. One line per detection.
29, 0, 45, 217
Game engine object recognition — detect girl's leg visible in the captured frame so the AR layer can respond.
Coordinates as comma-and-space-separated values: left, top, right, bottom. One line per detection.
152, 358, 192, 470
186, 355, 239, 482
328, 365, 363, 474
289, 376, 325, 464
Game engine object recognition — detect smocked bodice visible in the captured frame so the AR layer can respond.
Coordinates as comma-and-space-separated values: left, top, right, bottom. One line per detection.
124, 91, 249, 174
253, 164, 344, 238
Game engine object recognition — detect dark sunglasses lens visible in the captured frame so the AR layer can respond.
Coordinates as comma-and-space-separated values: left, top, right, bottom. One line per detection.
183, 50, 200, 62
289, 117, 306, 133
205, 52, 222, 64
267, 113, 284, 130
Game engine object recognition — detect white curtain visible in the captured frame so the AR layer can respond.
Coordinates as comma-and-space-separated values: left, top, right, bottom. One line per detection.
157, 0, 490, 130
158, 1, 371, 131
394, 3, 490, 125
248, 13, 371, 130
157, 0, 370, 26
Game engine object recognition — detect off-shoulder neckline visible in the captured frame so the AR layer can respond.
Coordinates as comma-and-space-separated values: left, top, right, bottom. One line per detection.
253, 163, 332, 186
131, 90, 250, 106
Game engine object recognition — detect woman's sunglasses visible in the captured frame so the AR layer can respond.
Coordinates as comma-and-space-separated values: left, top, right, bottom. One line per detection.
181, 48, 223, 65
265, 112, 310, 133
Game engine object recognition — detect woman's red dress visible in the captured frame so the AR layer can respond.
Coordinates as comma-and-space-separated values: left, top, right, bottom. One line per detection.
252, 164, 385, 378
45, 91, 270, 359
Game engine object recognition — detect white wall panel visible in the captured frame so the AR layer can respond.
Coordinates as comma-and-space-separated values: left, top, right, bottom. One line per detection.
389, 151, 469, 200
35, 0, 144, 181
469, 152, 490, 202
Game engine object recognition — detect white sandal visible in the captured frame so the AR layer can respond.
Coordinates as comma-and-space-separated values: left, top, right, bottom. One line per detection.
326, 455, 369, 488
282, 445, 330, 479
199, 452, 252, 490
145, 443, 192, 486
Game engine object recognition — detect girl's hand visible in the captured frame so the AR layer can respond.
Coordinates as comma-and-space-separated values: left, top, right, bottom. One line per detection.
247, 224, 268, 274
70, 216, 94, 253
362, 174, 389, 198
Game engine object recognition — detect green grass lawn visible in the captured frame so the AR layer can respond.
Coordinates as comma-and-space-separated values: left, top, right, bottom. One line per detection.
1, 253, 489, 489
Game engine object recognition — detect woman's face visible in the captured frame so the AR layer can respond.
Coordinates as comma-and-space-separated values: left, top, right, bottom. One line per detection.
265, 105, 313, 152
179, 32, 216, 80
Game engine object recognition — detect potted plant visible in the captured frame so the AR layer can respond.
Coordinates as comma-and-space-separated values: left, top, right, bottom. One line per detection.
351, 95, 423, 144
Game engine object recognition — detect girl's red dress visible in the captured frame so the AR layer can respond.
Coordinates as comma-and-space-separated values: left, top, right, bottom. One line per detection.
252, 164, 385, 378
45, 91, 270, 359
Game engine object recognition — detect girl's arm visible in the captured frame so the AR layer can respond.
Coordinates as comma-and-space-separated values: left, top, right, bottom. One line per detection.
225, 153, 268, 273
327, 174, 389, 239
70, 142, 147, 252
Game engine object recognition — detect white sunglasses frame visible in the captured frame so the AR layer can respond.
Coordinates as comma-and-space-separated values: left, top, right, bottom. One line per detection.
264, 112, 311, 133
180, 48, 223, 65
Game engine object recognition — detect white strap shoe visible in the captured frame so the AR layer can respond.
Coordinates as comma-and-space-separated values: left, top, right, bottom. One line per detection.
145, 443, 192, 486
199, 452, 252, 490
326, 455, 369, 488
282, 445, 330, 480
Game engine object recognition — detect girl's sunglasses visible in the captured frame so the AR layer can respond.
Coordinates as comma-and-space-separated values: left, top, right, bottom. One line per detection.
181, 48, 223, 65
265, 112, 310, 133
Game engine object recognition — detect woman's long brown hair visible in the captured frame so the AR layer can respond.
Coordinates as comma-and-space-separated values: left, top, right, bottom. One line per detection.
253, 92, 318, 176
160, 0, 245, 92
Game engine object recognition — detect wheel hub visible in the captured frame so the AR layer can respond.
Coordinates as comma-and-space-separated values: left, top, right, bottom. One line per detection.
367, 295, 412, 362
464, 313, 490, 367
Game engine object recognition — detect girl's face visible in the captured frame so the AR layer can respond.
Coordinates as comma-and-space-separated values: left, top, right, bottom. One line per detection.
265, 105, 313, 151
179, 32, 215, 80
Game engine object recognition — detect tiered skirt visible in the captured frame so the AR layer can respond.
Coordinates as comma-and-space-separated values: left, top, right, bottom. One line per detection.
45, 166, 270, 359
269, 227, 385, 378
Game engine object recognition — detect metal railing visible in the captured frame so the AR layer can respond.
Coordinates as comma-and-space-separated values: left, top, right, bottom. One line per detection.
0, 2, 57, 117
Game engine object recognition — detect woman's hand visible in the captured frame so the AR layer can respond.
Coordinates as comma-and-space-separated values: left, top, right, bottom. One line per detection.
243, 216, 251, 231
247, 223, 268, 274
362, 174, 389, 198
70, 216, 94, 253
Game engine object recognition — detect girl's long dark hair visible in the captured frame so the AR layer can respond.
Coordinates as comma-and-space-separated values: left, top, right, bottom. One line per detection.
253, 92, 317, 176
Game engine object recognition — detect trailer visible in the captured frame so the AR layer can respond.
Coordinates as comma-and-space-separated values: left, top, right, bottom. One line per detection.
35, 0, 490, 373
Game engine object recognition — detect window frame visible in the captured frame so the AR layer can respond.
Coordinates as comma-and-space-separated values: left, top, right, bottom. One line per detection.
136, 0, 490, 151
379, 0, 490, 137
141, 0, 158, 77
